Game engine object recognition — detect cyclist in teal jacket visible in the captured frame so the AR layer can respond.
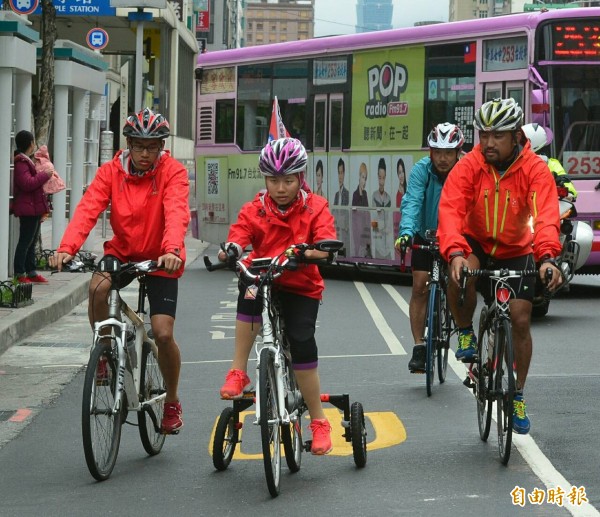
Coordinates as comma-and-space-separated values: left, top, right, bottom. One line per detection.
395, 123, 464, 373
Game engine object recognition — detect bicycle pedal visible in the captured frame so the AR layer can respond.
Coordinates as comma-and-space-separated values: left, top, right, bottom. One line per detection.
463, 377, 475, 388
303, 440, 312, 452
409, 369, 425, 374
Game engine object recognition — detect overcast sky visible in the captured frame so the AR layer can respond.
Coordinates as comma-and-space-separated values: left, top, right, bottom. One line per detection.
314, 0, 450, 37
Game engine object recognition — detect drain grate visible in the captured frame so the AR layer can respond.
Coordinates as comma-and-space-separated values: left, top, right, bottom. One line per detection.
0, 410, 16, 422
19, 342, 88, 349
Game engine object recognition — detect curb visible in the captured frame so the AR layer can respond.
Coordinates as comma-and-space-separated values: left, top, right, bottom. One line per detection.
0, 239, 212, 357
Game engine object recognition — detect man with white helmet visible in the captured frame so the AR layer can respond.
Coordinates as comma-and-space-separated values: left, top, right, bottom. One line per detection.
395, 122, 464, 373
521, 122, 578, 200
438, 98, 562, 434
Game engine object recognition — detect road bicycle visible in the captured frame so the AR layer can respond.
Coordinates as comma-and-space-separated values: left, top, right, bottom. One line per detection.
462, 266, 544, 465
410, 230, 457, 397
205, 240, 368, 497
81, 258, 167, 481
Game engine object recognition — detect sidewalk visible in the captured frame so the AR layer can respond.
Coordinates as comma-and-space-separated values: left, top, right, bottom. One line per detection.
0, 218, 210, 356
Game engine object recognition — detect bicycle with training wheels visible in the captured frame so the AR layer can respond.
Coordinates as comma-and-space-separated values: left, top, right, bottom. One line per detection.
205, 240, 368, 498
410, 229, 457, 397
462, 266, 546, 465
81, 258, 167, 481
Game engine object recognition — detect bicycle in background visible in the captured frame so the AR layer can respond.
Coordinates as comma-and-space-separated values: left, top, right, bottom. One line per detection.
410, 230, 456, 397
462, 266, 546, 465
81, 259, 167, 480
205, 241, 368, 497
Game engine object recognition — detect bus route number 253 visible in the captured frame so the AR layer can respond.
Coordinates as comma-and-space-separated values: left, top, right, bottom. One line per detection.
564, 152, 600, 176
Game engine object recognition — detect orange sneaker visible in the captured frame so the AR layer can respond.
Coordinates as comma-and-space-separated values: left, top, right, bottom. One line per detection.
220, 369, 251, 399
309, 418, 332, 455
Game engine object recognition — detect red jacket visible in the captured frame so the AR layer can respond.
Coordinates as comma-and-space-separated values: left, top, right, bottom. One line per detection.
228, 190, 337, 299
438, 142, 562, 262
12, 153, 50, 217
58, 150, 190, 278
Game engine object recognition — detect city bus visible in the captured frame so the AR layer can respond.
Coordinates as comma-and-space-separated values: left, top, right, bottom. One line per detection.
194, 7, 600, 273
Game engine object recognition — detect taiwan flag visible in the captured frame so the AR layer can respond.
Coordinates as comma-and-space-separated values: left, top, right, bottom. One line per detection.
464, 42, 477, 64
268, 96, 290, 142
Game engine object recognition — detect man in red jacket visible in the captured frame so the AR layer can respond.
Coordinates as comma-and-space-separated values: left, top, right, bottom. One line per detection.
50, 108, 190, 434
438, 98, 562, 435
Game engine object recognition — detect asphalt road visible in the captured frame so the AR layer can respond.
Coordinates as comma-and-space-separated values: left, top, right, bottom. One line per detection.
0, 248, 598, 516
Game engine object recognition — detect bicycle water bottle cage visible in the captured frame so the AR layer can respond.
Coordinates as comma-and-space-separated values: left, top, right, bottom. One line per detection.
99, 257, 121, 273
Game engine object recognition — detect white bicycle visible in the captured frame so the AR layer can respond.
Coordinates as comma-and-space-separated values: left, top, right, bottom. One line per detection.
206, 240, 368, 498
81, 258, 167, 481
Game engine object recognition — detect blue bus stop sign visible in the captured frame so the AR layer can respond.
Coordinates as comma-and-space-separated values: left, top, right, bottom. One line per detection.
87, 28, 109, 51
8, 0, 40, 15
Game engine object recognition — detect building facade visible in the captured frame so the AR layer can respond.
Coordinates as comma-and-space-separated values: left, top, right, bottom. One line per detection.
356, 0, 393, 32
449, 0, 596, 21
244, 0, 314, 46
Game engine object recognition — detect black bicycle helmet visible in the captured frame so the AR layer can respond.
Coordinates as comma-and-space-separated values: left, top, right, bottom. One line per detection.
123, 107, 170, 139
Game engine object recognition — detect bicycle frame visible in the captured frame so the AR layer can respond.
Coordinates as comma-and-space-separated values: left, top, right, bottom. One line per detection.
252, 275, 296, 429
92, 272, 165, 418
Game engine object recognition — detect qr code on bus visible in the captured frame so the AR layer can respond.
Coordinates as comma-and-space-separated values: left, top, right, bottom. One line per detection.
206, 160, 219, 196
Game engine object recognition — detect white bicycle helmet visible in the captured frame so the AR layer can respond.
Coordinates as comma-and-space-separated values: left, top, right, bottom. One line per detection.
474, 97, 523, 132
522, 123, 550, 153
427, 123, 465, 149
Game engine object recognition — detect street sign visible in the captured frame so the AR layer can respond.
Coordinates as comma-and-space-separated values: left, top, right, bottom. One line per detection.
32, 0, 116, 16
86, 28, 109, 51
8, 0, 39, 16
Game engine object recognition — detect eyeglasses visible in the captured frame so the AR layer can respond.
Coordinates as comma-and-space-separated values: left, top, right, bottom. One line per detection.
130, 143, 162, 153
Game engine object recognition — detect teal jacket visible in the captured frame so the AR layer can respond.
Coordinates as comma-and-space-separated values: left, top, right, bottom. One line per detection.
398, 156, 444, 239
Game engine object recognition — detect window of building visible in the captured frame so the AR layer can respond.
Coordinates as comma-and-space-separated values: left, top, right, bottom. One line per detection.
479, 11, 488, 17
299, 22, 308, 31
281, 23, 287, 32
269, 34, 276, 42
271, 23, 277, 31
248, 21, 253, 29
256, 22, 263, 31
256, 33, 264, 43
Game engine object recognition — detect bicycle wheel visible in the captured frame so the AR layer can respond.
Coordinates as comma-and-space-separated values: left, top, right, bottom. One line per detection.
425, 283, 438, 397
82, 340, 123, 481
281, 360, 302, 473
496, 319, 515, 465
437, 288, 450, 383
259, 347, 281, 497
351, 401, 367, 468
476, 306, 493, 441
212, 406, 239, 471
138, 341, 166, 455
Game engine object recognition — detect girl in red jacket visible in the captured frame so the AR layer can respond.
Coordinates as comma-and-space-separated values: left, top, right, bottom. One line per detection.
218, 137, 337, 455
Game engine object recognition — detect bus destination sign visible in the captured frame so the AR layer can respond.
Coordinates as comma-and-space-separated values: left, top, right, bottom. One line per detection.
550, 21, 600, 60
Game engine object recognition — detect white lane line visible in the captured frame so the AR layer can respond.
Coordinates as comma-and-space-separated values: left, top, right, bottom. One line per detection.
447, 354, 599, 517
353, 281, 405, 355
382, 284, 410, 318
181, 353, 396, 365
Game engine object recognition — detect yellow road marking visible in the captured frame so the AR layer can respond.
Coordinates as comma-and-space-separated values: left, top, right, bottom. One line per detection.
208, 407, 406, 460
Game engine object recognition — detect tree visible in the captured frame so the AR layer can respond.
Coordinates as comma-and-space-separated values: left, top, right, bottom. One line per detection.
34, 0, 57, 146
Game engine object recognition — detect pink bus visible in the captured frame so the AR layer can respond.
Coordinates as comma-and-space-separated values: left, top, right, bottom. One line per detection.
195, 7, 600, 273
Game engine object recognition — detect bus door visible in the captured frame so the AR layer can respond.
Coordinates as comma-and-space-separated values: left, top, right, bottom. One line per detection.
483, 81, 524, 106
313, 93, 343, 151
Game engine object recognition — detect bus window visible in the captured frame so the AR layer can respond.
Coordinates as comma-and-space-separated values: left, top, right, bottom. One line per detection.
314, 96, 326, 150
215, 99, 235, 144
425, 43, 476, 150
330, 96, 343, 150
237, 64, 272, 150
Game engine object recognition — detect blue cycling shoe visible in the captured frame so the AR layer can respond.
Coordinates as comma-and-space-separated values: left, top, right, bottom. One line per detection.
512, 393, 531, 435
455, 330, 477, 362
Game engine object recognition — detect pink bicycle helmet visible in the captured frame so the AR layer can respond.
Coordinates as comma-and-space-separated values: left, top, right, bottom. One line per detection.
123, 108, 170, 139
427, 123, 465, 149
259, 137, 307, 176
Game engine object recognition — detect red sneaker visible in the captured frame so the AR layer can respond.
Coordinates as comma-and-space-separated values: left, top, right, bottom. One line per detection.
28, 274, 48, 283
162, 401, 183, 434
309, 418, 332, 455
220, 369, 251, 399
16, 276, 32, 284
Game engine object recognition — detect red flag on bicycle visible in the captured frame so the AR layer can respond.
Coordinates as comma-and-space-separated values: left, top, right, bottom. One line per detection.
268, 96, 290, 142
